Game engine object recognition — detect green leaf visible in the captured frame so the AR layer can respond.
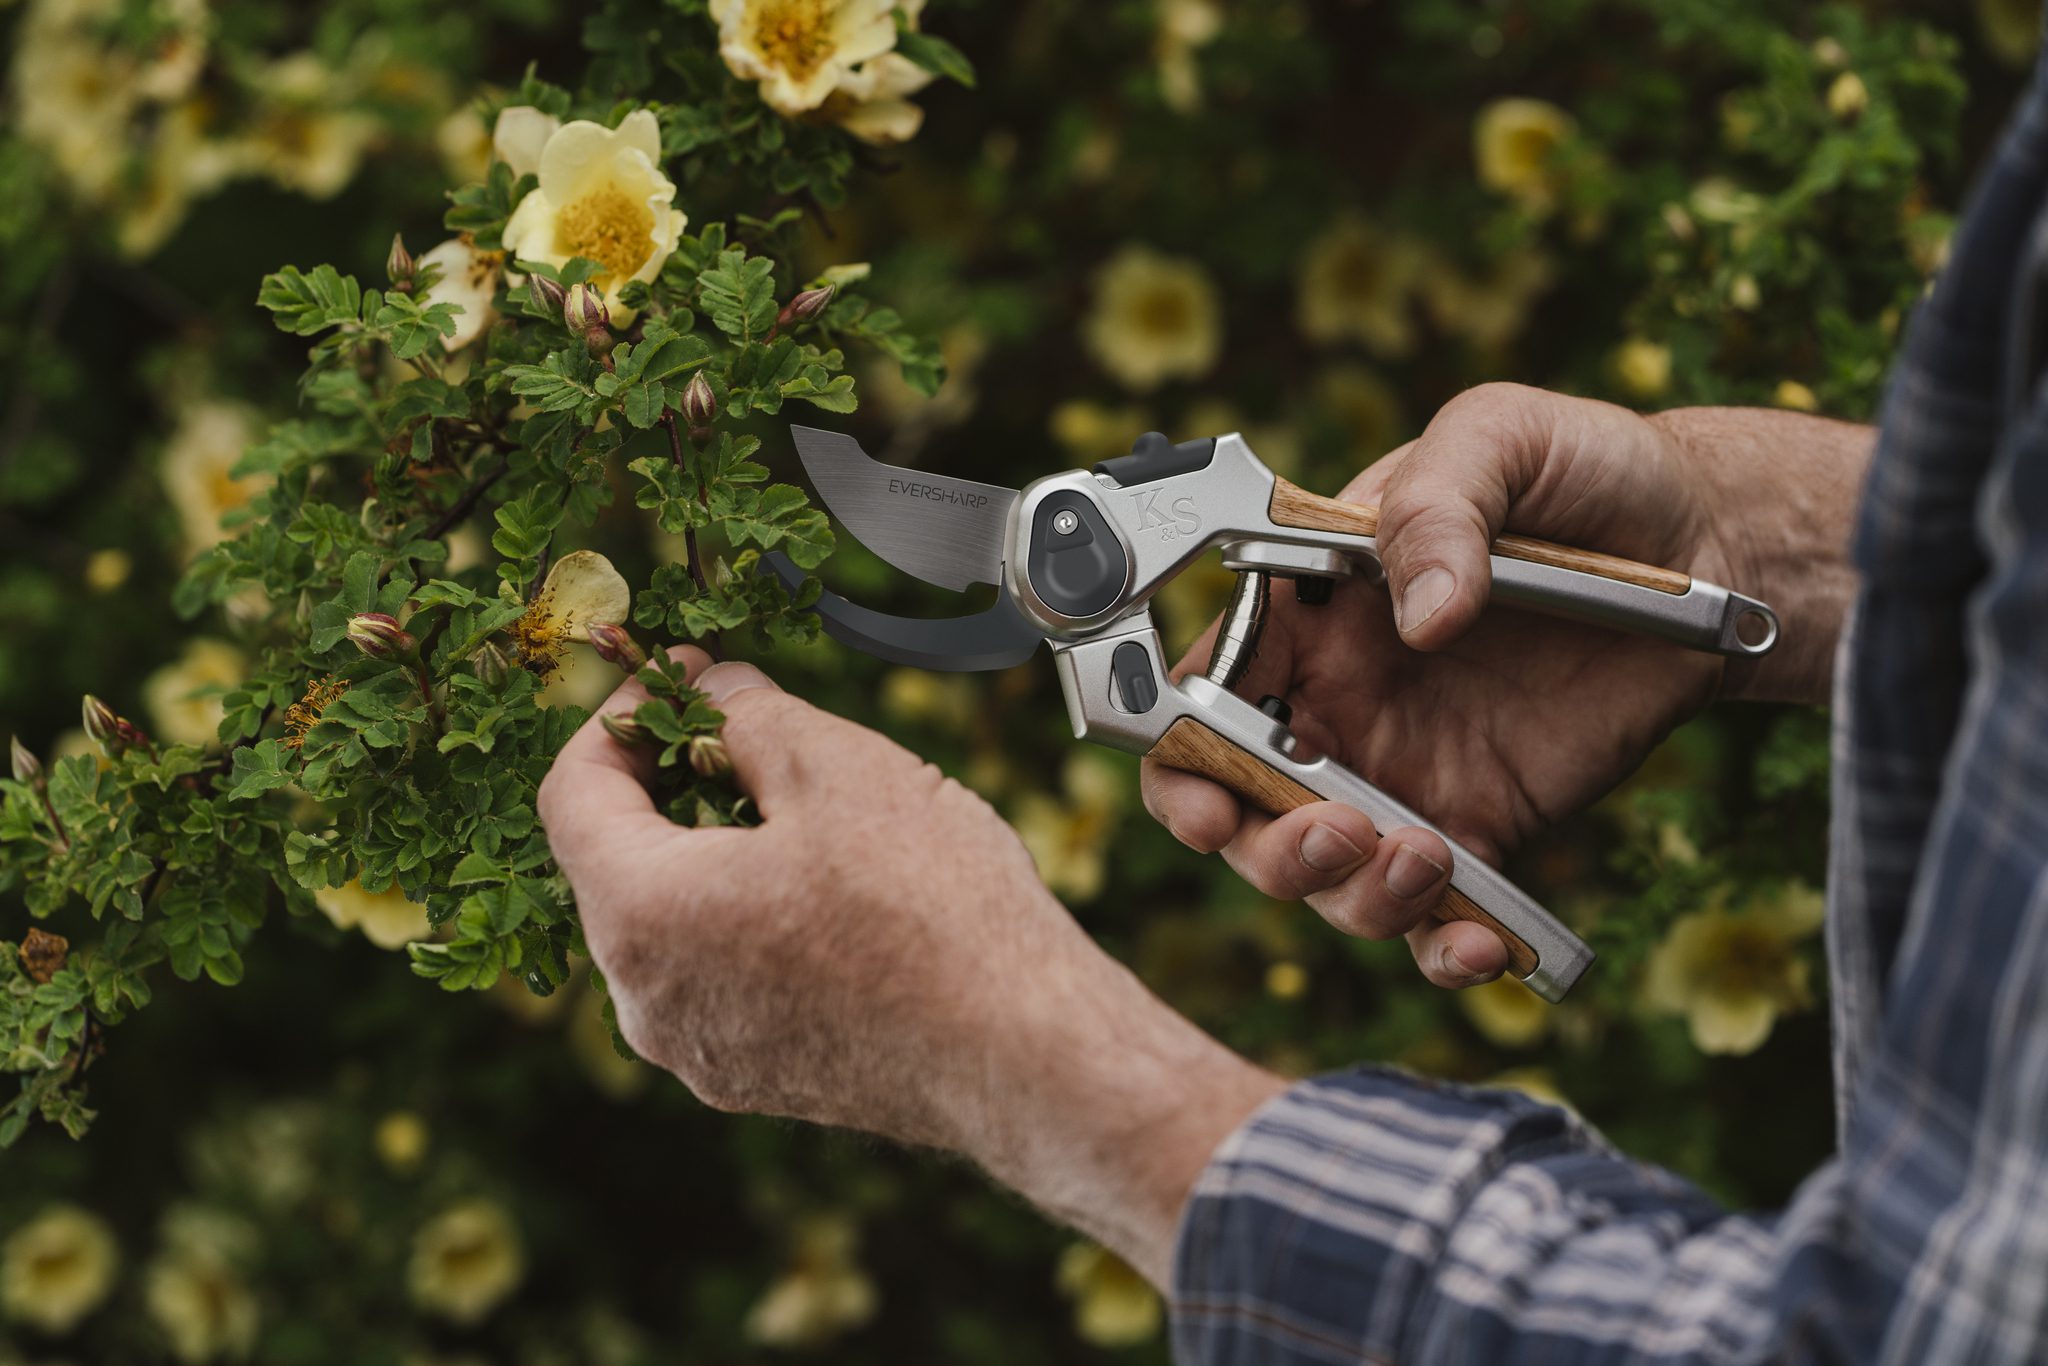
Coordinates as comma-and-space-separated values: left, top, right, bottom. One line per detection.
698, 248, 779, 342
224, 740, 298, 801
257, 265, 364, 336
505, 352, 599, 414
896, 29, 976, 87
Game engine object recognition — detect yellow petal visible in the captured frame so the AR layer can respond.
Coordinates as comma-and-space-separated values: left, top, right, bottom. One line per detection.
536, 118, 625, 202
837, 97, 925, 146
613, 108, 662, 162
538, 550, 631, 641
418, 238, 500, 351
1687, 990, 1777, 1055
491, 105, 559, 178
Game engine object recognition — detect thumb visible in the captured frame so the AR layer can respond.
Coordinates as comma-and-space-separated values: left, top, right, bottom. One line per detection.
1375, 387, 1547, 651
694, 660, 821, 812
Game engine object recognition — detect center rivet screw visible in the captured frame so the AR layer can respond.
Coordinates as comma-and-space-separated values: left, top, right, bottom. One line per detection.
1052, 510, 1079, 536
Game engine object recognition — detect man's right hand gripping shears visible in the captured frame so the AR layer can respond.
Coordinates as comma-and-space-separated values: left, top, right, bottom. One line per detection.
767, 426, 1781, 1002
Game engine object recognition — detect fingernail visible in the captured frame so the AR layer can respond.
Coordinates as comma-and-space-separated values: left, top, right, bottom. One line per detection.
1398, 567, 1455, 634
697, 661, 777, 704
1441, 943, 1472, 982
1299, 822, 1364, 873
1385, 842, 1446, 898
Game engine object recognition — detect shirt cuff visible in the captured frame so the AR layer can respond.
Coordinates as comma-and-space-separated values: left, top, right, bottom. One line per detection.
1168, 1064, 1597, 1365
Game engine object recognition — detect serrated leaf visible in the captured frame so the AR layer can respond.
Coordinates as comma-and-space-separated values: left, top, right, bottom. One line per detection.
257, 265, 364, 336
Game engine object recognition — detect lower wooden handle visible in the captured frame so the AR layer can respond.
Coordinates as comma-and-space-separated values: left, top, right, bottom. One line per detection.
1268, 477, 1692, 596
1148, 716, 1538, 978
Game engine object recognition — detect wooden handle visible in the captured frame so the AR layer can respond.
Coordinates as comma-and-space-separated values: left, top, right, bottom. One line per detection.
1148, 716, 1538, 977
1268, 477, 1691, 596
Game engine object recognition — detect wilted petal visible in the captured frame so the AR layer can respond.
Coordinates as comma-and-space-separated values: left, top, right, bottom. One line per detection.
538, 550, 631, 642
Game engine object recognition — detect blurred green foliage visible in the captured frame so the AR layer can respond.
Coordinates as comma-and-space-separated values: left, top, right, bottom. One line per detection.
0, 0, 2035, 1360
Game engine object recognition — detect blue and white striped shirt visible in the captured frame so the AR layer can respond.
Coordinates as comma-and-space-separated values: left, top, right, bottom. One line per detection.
1172, 61, 2048, 1366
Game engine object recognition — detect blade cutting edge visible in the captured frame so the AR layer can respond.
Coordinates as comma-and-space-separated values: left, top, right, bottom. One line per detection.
791, 426, 1017, 591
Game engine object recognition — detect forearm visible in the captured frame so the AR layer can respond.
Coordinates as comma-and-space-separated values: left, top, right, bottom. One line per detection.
961, 927, 1285, 1287
1649, 406, 1874, 706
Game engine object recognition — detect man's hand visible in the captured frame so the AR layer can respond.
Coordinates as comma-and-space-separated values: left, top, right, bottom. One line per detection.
539, 650, 1283, 1285
1143, 384, 1871, 988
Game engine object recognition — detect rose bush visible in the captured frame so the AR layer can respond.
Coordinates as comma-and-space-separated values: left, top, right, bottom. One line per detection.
0, 0, 2031, 1359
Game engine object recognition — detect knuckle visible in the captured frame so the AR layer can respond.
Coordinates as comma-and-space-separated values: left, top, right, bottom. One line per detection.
1308, 885, 1415, 941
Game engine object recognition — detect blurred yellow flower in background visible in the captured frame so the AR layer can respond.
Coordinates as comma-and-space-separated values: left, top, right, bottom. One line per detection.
820, 46, 936, 145
1978, 0, 2043, 66
1015, 752, 1126, 903
880, 667, 977, 732
1, 1204, 119, 1335
1084, 246, 1222, 392
1460, 973, 1551, 1049
374, 1110, 430, 1176
1156, 0, 1223, 113
743, 1215, 878, 1349
1055, 1241, 1161, 1347
144, 639, 247, 747
409, 1200, 524, 1325
85, 548, 133, 594
1644, 880, 1826, 1055
1489, 1066, 1571, 1109
1474, 97, 1575, 212
1315, 364, 1405, 460
313, 879, 432, 950
1613, 337, 1673, 399
1773, 380, 1820, 412
1296, 216, 1426, 356
1265, 960, 1308, 1000
161, 401, 266, 556
1050, 399, 1154, 466
239, 54, 379, 200
570, 983, 648, 1100
1418, 247, 1555, 352
145, 1209, 260, 1364
1182, 398, 1301, 476
502, 111, 687, 320
435, 107, 493, 184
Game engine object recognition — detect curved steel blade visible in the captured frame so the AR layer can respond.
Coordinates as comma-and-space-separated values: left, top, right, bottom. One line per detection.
763, 553, 1043, 672
791, 426, 1017, 591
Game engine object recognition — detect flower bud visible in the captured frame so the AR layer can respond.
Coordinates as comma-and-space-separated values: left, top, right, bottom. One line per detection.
386, 233, 416, 289
777, 284, 835, 329
601, 712, 650, 747
681, 370, 717, 439
10, 736, 42, 788
82, 695, 119, 748
526, 273, 567, 319
473, 641, 511, 687
585, 623, 647, 674
1827, 71, 1868, 121
563, 281, 610, 334
346, 612, 417, 659
687, 733, 730, 778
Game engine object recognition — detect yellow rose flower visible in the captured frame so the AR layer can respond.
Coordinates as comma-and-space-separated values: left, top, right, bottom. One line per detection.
1082, 246, 1222, 392
711, 0, 901, 116
511, 550, 634, 683
417, 237, 503, 352
118, 100, 239, 259
1055, 1242, 1161, 1347
160, 401, 267, 556
313, 878, 432, 951
143, 639, 247, 748
238, 54, 379, 200
491, 105, 561, 178
1, 1204, 119, 1334
436, 107, 492, 184
1014, 752, 1126, 903
501, 111, 688, 321
1773, 380, 1820, 413
1978, 0, 2042, 67
1296, 216, 1427, 356
10, 0, 141, 203
1265, 960, 1309, 1000
1474, 97, 1575, 211
1181, 399, 1301, 477
1613, 337, 1673, 399
1826, 71, 1869, 121
374, 1111, 431, 1175
743, 1215, 878, 1349
145, 1210, 260, 1365
1156, 0, 1223, 113
820, 52, 936, 145
879, 668, 976, 732
1419, 247, 1555, 351
1644, 880, 1826, 1055
85, 548, 133, 593
1460, 973, 1551, 1049
409, 1200, 524, 1325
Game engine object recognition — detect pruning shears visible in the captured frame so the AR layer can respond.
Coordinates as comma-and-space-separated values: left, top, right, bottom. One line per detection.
764, 426, 1779, 1002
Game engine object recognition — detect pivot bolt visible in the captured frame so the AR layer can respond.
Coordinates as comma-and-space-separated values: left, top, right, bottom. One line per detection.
1294, 574, 1335, 606
1052, 510, 1080, 536
1258, 694, 1293, 725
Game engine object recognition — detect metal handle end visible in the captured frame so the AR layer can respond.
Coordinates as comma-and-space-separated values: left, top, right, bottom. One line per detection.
1718, 592, 1780, 657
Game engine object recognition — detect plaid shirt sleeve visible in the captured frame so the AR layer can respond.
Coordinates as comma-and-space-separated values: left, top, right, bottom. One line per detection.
1171, 57, 2048, 1366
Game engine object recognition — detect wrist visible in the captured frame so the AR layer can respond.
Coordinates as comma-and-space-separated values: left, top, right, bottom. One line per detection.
1645, 406, 1872, 705
962, 916, 1284, 1287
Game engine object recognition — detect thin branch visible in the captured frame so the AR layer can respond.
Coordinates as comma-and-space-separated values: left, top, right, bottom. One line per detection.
423, 458, 510, 541
664, 414, 722, 663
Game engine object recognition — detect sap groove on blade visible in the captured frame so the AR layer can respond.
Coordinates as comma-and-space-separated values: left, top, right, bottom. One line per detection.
791, 426, 1018, 592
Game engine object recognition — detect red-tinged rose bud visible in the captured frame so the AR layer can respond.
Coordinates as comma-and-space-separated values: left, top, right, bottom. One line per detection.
585, 623, 647, 674
681, 370, 717, 439
563, 281, 610, 334
10, 736, 42, 787
82, 695, 119, 747
346, 612, 416, 659
527, 273, 567, 319
601, 712, 650, 747
687, 733, 730, 778
386, 233, 415, 289
777, 284, 835, 329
